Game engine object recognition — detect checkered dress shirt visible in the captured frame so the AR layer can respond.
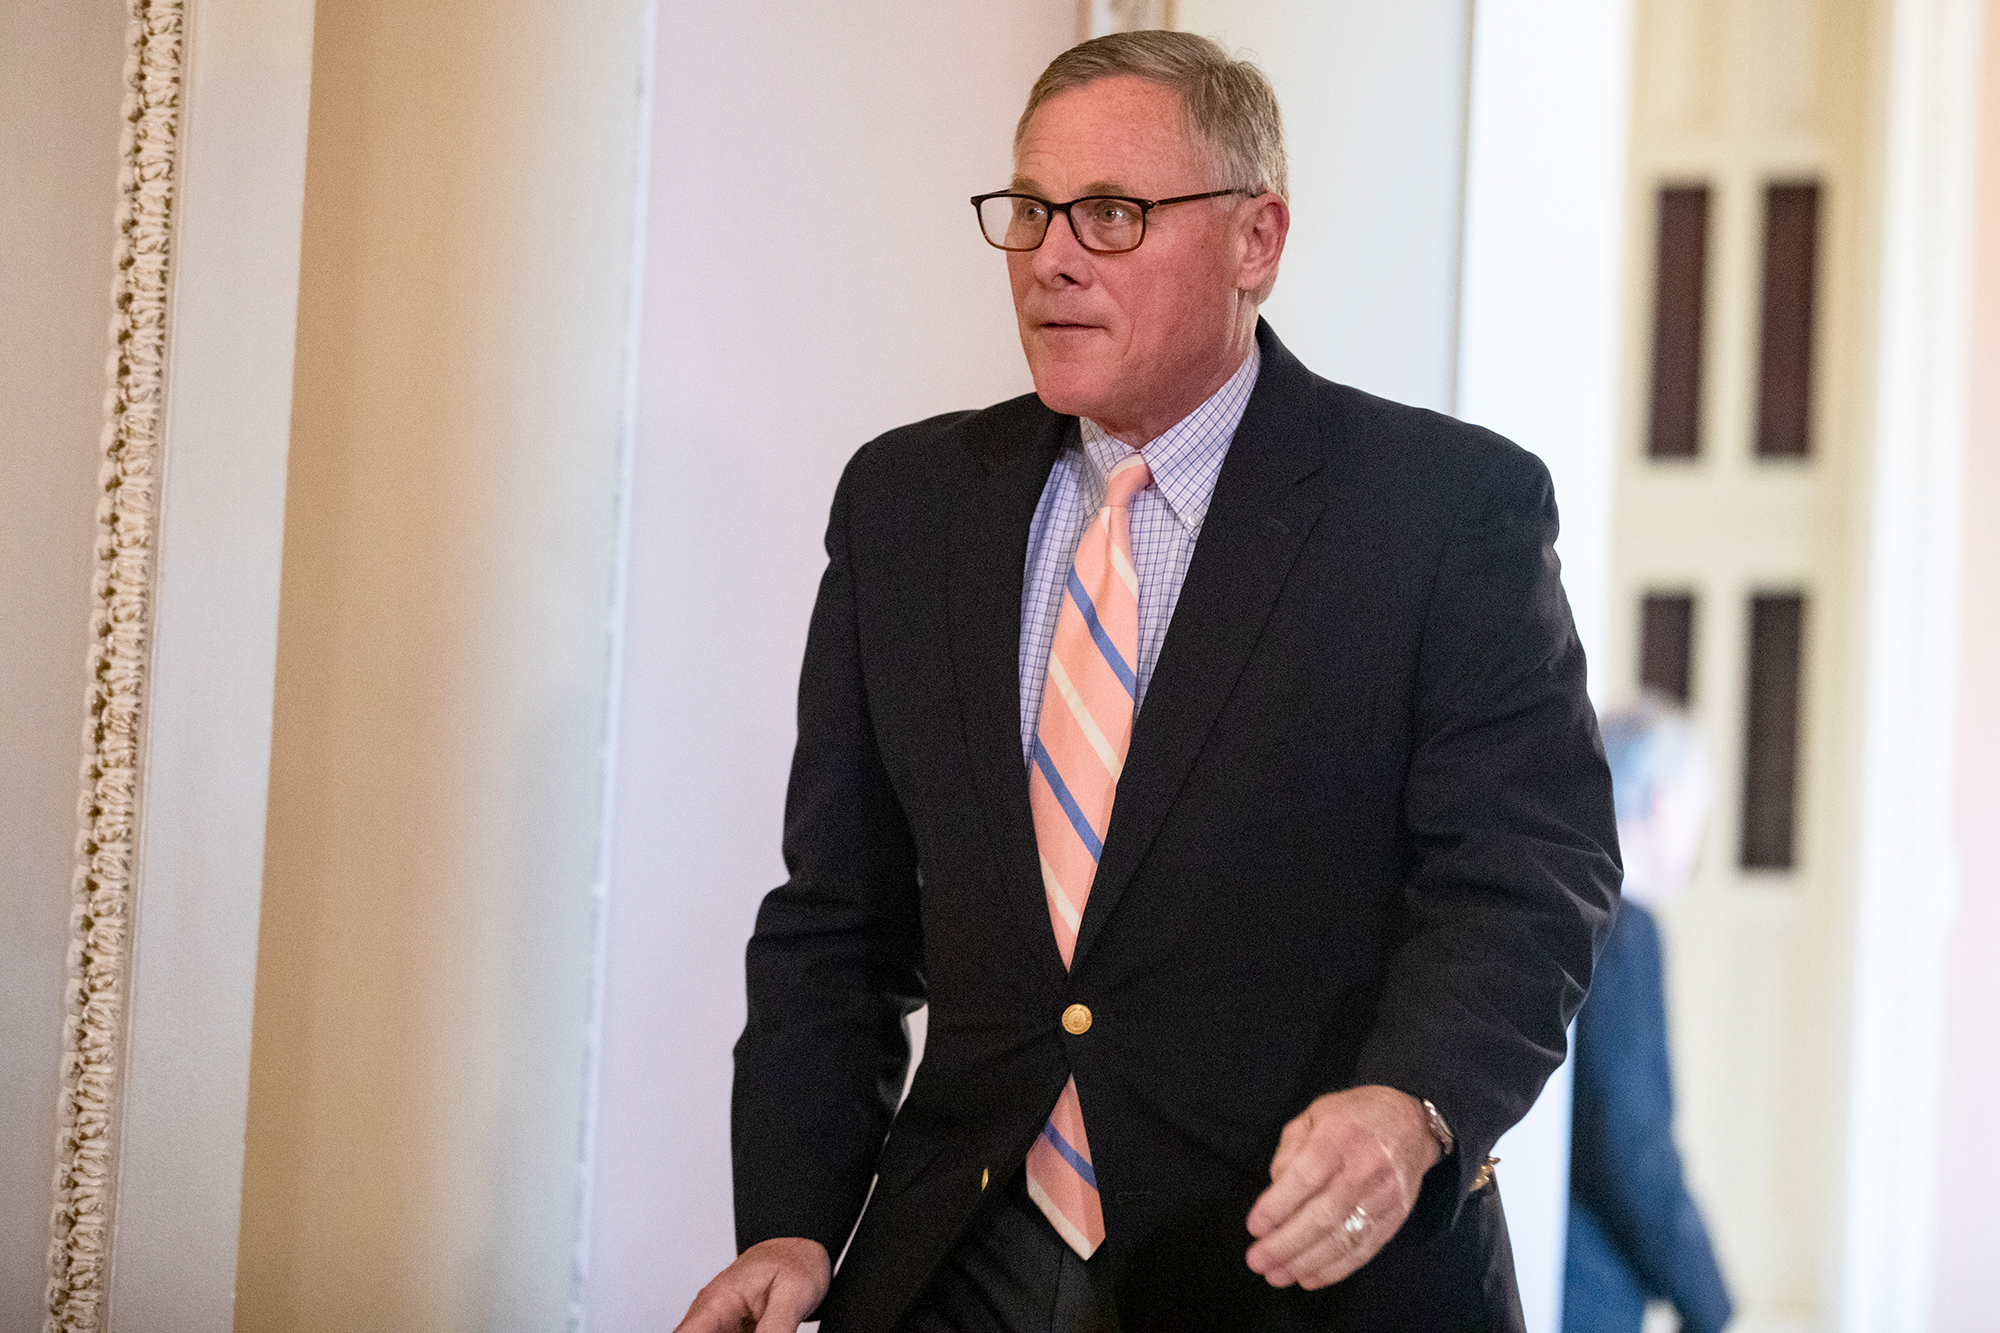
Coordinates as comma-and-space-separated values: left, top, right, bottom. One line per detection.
1018, 346, 1262, 762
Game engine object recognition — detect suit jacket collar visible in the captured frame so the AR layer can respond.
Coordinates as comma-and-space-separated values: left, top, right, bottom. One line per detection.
947, 320, 1329, 975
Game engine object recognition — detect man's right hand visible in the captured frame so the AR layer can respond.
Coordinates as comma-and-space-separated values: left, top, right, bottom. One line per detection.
672, 1238, 831, 1333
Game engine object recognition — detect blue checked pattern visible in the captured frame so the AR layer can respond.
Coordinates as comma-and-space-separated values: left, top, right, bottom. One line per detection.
1019, 345, 1261, 762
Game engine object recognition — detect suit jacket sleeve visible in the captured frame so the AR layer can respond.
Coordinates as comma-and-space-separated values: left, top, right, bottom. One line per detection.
1348, 442, 1621, 1205
1571, 906, 1734, 1333
731, 447, 925, 1259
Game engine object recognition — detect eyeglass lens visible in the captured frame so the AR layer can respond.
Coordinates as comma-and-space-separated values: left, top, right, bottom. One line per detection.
977, 196, 1147, 254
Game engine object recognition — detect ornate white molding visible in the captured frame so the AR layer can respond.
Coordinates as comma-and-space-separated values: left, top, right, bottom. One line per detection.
45, 1, 185, 1328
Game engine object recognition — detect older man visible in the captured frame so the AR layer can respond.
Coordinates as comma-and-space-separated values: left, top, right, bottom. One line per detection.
679, 31, 1617, 1333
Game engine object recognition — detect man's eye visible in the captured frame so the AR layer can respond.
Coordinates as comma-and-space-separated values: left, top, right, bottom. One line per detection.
1090, 200, 1138, 224
1013, 200, 1049, 223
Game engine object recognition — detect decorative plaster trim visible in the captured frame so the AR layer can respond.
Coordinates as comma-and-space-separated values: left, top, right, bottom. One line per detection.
45, 1, 185, 1328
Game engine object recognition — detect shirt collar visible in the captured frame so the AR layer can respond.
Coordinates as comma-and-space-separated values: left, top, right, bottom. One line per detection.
1077, 343, 1261, 534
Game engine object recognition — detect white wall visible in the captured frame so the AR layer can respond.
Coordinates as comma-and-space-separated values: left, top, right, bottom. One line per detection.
0, 2, 126, 1326
1174, 1, 1473, 411
1458, 0, 1631, 692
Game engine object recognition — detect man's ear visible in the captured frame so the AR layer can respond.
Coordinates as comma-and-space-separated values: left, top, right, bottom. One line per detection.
1237, 193, 1290, 302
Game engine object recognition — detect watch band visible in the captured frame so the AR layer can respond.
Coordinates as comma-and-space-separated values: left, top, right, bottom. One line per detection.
1419, 1097, 1455, 1158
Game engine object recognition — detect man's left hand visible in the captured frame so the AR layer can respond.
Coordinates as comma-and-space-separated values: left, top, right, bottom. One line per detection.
1244, 1085, 1442, 1289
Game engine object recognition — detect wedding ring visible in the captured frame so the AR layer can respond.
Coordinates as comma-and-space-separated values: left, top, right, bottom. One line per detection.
1343, 1203, 1369, 1237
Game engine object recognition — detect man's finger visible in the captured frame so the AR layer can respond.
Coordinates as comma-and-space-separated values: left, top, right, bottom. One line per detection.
675, 1286, 754, 1333
1267, 1111, 1311, 1182
752, 1278, 817, 1333
1247, 1121, 1343, 1238
1283, 1209, 1384, 1290
1247, 1183, 1360, 1274
675, 1239, 829, 1333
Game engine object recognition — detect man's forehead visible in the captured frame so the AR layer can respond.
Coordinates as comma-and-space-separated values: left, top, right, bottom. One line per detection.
1012, 78, 1201, 192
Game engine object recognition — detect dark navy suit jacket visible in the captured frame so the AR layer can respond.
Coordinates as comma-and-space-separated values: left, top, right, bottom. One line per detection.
1565, 901, 1733, 1333
734, 322, 1622, 1330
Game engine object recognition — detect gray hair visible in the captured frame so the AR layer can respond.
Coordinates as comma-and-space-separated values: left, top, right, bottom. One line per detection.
1017, 31, 1289, 202
1600, 692, 1709, 824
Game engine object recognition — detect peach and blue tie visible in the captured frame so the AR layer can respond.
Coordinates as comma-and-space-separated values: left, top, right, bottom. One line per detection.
1023, 450, 1152, 1258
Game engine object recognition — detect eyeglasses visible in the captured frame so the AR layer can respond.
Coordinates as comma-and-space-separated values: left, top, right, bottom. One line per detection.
970, 188, 1252, 255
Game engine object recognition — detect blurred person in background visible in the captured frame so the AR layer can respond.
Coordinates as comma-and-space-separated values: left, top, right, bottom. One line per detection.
1564, 694, 1733, 1333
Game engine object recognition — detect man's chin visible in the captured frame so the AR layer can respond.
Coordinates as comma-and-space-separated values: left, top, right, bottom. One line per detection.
1024, 362, 1113, 422
1030, 384, 1106, 421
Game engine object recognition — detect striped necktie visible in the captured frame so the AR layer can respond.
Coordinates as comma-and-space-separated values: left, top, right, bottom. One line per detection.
1023, 449, 1152, 1258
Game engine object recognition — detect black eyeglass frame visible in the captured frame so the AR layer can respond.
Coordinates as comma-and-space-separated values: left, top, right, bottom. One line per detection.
969, 188, 1254, 254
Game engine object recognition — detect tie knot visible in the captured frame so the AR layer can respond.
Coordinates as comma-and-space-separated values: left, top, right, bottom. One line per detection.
1104, 453, 1153, 510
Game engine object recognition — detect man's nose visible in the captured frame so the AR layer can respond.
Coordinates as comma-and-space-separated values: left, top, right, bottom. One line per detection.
1031, 211, 1092, 285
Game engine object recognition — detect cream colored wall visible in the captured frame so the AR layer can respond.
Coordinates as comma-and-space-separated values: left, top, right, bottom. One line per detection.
0, 2, 126, 1326
1932, 1, 2000, 1323
233, 0, 650, 1327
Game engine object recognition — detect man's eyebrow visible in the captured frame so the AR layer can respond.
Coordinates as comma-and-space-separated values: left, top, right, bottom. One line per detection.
1007, 177, 1135, 198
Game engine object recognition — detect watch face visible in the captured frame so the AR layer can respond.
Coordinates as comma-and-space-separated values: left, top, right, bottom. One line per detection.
1422, 1099, 1453, 1153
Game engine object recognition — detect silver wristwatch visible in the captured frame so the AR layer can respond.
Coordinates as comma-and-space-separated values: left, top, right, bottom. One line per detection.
1419, 1097, 1455, 1158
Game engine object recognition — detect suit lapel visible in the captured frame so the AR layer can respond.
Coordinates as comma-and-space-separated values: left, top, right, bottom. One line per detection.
1073, 324, 1329, 964
948, 402, 1072, 984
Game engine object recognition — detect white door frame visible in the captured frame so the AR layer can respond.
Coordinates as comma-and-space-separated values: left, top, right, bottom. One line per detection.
1840, 0, 1982, 1327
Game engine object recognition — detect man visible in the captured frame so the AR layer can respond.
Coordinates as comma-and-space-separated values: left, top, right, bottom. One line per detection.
1564, 697, 1733, 1332
679, 31, 1617, 1333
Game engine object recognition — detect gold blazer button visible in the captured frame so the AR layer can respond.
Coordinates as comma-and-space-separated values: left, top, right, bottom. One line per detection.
1062, 1003, 1093, 1035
